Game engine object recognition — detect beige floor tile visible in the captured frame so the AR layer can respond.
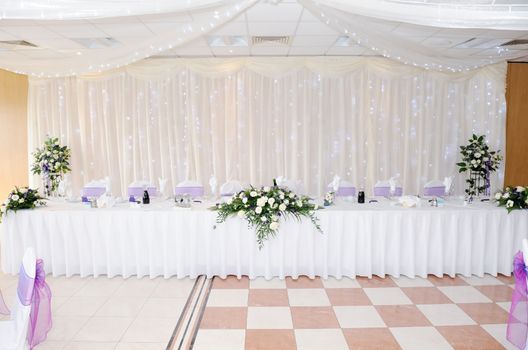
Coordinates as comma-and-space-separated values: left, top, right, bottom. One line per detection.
287, 289, 330, 306
391, 276, 433, 288
46, 316, 90, 341
95, 296, 147, 318
496, 301, 511, 312
32, 340, 68, 349
462, 275, 504, 286
364, 287, 412, 305
295, 329, 348, 350
122, 318, 176, 343
65, 342, 117, 350
138, 297, 187, 319
438, 286, 492, 303
115, 342, 167, 350
46, 276, 89, 297
417, 304, 476, 326
55, 296, 107, 317
193, 329, 245, 350
333, 306, 386, 328
113, 277, 160, 297
247, 306, 293, 329
150, 278, 195, 298
206, 289, 249, 307
249, 277, 286, 289
482, 324, 518, 350
390, 327, 453, 350
74, 317, 133, 342
74, 278, 124, 297
322, 277, 360, 289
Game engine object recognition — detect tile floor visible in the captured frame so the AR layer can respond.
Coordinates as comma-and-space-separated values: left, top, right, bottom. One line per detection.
0, 271, 517, 349
194, 274, 516, 350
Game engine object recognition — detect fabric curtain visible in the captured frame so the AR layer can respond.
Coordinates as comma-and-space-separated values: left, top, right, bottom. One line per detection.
28, 57, 507, 197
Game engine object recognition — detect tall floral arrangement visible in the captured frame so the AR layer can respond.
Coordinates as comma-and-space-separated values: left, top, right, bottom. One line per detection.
212, 181, 322, 248
456, 134, 501, 197
31, 137, 71, 196
0, 187, 46, 223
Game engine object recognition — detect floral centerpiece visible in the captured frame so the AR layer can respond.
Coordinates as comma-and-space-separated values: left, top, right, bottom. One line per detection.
324, 191, 335, 206
31, 137, 71, 196
495, 186, 528, 213
456, 134, 502, 197
211, 180, 322, 248
0, 187, 46, 223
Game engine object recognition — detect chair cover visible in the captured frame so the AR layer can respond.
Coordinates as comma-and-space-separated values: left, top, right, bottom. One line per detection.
327, 180, 356, 197
281, 179, 305, 195
81, 180, 106, 198
175, 180, 204, 197
374, 180, 403, 197
423, 180, 446, 197
220, 181, 244, 197
507, 239, 528, 350
128, 181, 157, 198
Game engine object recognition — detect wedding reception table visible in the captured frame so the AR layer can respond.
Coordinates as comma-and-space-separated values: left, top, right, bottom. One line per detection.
1, 198, 527, 279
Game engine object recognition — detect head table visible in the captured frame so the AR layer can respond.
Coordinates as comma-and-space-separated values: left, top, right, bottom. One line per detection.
1, 198, 526, 279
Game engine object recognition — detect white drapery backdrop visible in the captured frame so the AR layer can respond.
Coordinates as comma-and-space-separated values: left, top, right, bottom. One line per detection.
28, 57, 507, 197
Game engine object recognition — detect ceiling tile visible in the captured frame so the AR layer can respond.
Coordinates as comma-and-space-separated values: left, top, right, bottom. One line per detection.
46, 24, 107, 38
212, 46, 250, 56
251, 45, 289, 55
248, 22, 297, 36
143, 22, 190, 35
292, 35, 337, 47
246, 2, 303, 22
299, 9, 321, 22
211, 21, 247, 36
28, 37, 85, 50
184, 37, 210, 48
326, 46, 366, 55
95, 22, 153, 38
296, 22, 340, 36
289, 46, 328, 55
1, 26, 61, 39
392, 23, 440, 37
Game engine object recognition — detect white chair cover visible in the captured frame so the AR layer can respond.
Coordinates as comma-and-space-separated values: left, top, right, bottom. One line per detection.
220, 181, 244, 197
0, 248, 36, 350
281, 179, 305, 195
174, 180, 204, 197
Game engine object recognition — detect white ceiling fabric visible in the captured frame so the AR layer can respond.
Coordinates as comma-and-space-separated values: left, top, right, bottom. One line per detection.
0, 0, 526, 76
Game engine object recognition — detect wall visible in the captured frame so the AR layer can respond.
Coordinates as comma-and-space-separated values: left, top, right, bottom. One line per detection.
0, 69, 28, 199
505, 62, 528, 186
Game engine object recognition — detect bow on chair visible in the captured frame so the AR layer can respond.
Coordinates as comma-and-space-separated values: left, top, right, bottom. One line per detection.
27, 259, 52, 349
507, 251, 528, 350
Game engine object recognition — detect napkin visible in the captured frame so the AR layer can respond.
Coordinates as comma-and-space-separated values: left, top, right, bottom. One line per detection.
275, 176, 285, 186
443, 176, 453, 195
209, 175, 217, 197
398, 195, 421, 208
159, 177, 167, 197
57, 174, 70, 197
97, 193, 115, 208
331, 175, 341, 192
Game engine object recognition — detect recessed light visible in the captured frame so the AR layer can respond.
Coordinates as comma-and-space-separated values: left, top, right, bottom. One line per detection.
334, 36, 350, 47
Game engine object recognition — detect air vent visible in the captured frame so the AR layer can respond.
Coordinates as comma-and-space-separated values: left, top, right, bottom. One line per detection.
251, 36, 291, 46
72, 37, 120, 49
0, 40, 37, 48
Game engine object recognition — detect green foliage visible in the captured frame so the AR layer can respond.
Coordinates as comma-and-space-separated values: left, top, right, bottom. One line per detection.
0, 187, 46, 223
31, 136, 71, 191
495, 186, 528, 213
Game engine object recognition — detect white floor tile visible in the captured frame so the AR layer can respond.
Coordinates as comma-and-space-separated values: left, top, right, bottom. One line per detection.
322, 277, 361, 289
65, 342, 117, 350
482, 324, 518, 350
418, 304, 476, 326
497, 301, 511, 312
115, 343, 167, 350
55, 296, 107, 317
295, 329, 348, 350
249, 277, 286, 289
150, 278, 195, 298
438, 286, 492, 303
74, 278, 124, 297
390, 327, 454, 350
138, 297, 187, 319
32, 340, 68, 349
364, 287, 412, 305
122, 318, 176, 343
74, 317, 133, 342
46, 316, 89, 341
333, 306, 386, 328
462, 275, 504, 286
207, 289, 249, 307
95, 296, 147, 318
247, 307, 293, 329
287, 289, 330, 306
113, 277, 160, 297
391, 276, 433, 288
193, 329, 245, 350
46, 276, 89, 297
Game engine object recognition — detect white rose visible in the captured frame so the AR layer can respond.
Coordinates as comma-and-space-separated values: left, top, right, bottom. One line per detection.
237, 210, 245, 218
272, 215, 279, 221
503, 193, 510, 199
53, 154, 59, 159
516, 186, 525, 193
506, 200, 514, 208
314, 204, 319, 210
474, 152, 481, 158
261, 217, 267, 222
46, 151, 51, 156
250, 191, 257, 197
19, 188, 27, 194
494, 193, 502, 200
257, 198, 265, 207
471, 160, 477, 165
242, 197, 248, 204
255, 206, 262, 214
11, 194, 19, 201
226, 197, 233, 205
18, 198, 24, 203
280, 194, 284, 200
279, 203, 287, 211
296, 200, 302, 207
289, 193, 295, 198
284, 199, 289, 205
268, 198, 275, 206
477, 159, 481, 164
270, 222, 279, 230
263, 186, 270, 192
261, 196, 268, 202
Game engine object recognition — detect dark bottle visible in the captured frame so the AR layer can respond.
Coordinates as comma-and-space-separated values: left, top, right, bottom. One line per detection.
273, 178, 278, 187
358, 191, 365, 204
142, 190, 150, 204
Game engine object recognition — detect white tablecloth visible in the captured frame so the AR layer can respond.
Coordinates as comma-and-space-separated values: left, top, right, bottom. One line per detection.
1, 199, 527, 279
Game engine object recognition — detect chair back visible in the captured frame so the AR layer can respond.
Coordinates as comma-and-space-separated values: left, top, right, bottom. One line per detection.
175, 180, 204, 197
12, 248, 36, 349
128, 181, 157, 198
220, 181, 243, 197
373, 181, 403, 197
82, 181, 106, 198
281, 179, 305, 195
423, 180, 446, 197
327, 180, 356, 197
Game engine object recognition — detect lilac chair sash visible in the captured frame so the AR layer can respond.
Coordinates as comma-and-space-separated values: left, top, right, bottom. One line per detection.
17, 264, 35, 306
507, 251, 528, 349
82, 187, 105, 198
174, 186, 204, 197
374, 186, 403, 197
128, 187, 157, 198
332, 186, 356, 197
423, 186, 445, 197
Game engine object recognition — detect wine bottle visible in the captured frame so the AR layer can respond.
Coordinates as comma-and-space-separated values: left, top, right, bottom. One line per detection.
142, 190, 150, 204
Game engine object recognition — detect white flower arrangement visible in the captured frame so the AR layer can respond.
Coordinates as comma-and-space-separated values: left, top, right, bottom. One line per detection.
212, 180, 322, 248
31, 137, 71, 195
495, 186, 528, 213
324, 191, 335, 206
0, 187, 46, 223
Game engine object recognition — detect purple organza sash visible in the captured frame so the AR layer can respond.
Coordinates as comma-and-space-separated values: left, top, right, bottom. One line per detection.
174, 186, 204, 197
507, 251, 528, 349
328, 186, 356, 197
27, 259, 52, 349
374, 186, 403, 197
424, 186, 445, 197
17, 264, 35, 306
82, 187, 105, 198
128, 187, 157, 198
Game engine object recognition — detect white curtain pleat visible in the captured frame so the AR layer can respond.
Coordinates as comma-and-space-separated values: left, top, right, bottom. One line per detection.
28, 57, 507, 197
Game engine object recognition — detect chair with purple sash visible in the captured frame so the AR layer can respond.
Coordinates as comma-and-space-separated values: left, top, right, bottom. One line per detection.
128, 181, 157, 201
423, 180, 446, 197
327, 180, 356, 197
373, 181, 403, 197
507, 239, 528, 350
220, 181, 243, 198
174, 180, 204, 198
81, 180, 107, 199
0, 248, 52, 350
